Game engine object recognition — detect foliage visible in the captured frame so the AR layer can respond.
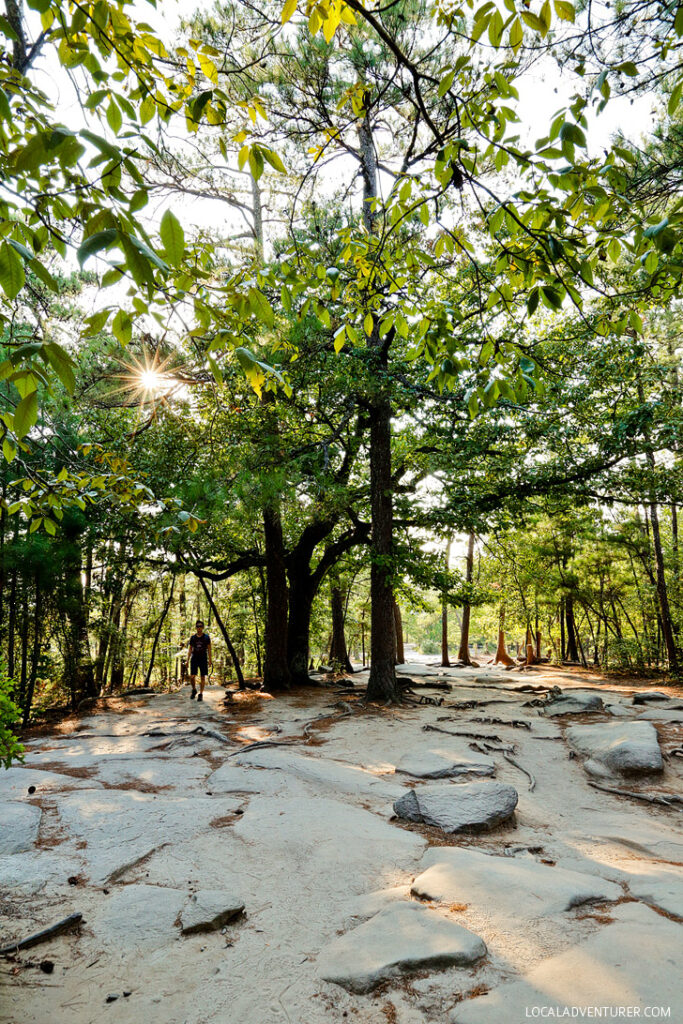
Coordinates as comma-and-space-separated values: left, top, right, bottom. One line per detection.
0, 661, 23, 769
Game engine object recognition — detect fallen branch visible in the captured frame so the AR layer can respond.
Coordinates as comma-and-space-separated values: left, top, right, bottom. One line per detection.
0, 914, 83, 956
587, 781, 683, 809
423, 724, 502, 742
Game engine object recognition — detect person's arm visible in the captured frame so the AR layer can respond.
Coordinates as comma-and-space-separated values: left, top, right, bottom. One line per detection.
207, 637, 213, 668
187, 641, 193, 664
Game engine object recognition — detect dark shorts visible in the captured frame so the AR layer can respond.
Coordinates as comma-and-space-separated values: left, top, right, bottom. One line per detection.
190, 655, 209, 677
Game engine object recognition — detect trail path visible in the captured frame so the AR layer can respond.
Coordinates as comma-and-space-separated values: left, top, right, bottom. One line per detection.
1, 664, 682, 1024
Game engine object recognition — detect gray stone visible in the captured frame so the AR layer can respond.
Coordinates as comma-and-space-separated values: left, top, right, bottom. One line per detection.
180, 890, 245, 934
637, 708, 683, 723
412, 847, 621, 919
541, 691, 604, 716
318, 901, 486, 993
452, 903, 682, 1023
0, 801, 41, 854
395, 749, 495, 780
393, 782, 518, 834
632, 691, 671, 704
93, 883, 184, 950
566, 721, 663, 777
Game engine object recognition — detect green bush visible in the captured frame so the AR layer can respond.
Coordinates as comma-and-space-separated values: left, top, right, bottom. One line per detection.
0, 665, 24, 769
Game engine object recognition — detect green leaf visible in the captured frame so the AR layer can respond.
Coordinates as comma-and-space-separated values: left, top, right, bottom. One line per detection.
438, 69, 455, 98
106, 99, 123, 134
77, 229, 117, 266
540, 285, 563, 310
127, 234, 170, 273
13, 391, 38, 438
2, 438, 16, 463
509, 18, 523, 51
0, 242, 25, 299
160, 209, 185, 265
44, 343, 76, 393
668, 83, 682, 117
262, 147, 286, 174
248, 287, 274, 328
559, 122, 586, 148
112, 310, 133, 346
616, 61, 638, 77
0, 86, 11, 122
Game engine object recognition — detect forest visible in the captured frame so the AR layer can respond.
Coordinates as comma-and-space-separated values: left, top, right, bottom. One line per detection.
2, 2, 683, 1022
0, 0, 682, 742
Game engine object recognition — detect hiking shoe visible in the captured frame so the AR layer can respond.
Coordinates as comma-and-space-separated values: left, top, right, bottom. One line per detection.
197, 692, 203, 702
190, 688, 197, 700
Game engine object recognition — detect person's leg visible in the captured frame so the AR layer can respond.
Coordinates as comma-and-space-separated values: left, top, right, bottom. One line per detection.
189, 659, 198, 698
197, 666, 207, 700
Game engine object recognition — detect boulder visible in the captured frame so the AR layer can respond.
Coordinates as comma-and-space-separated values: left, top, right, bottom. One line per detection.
0, 802, 41, 854
393, 781, 518, 834
395, 749, 495, 780
566, 721, 663, 777
632, 691, 671, 704
318, 901, 486, 993
540, 691, 604, 716
180, 890, 245, 935
411, 847, 621, 919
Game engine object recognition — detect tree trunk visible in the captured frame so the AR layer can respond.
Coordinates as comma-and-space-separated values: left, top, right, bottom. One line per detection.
262, 505, 291, 690
359, 113, 398, 702
393, 600, 405, 665
493, 603, 515, 666
144, 577, 175, 688
441, 538, 452, 667
285, 561, 316, 685
250, 581, 263, 677
197, 575, 245, 689
22, 576, 42, 727
458, 532, 475, 665
565, 594, 580, 662
649, 498, 679, 672
330, 583, 353, 673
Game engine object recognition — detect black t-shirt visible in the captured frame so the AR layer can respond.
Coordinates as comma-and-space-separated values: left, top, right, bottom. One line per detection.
189, 632, 211, 657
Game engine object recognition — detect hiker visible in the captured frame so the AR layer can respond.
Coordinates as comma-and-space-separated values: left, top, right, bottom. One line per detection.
187, 619, 212, 702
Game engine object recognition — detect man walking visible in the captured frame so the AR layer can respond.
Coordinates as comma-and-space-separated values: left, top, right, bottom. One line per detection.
187, 620, 212, 701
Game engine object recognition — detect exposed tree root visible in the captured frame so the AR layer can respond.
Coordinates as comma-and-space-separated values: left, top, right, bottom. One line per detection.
587, 781, 683, 810
502, 753, 536, 791
423, 724, 503, 742
0, 914, 83, 956
469, 716, 532, 730
226, 739, 299, 758
143, 725, 232, 745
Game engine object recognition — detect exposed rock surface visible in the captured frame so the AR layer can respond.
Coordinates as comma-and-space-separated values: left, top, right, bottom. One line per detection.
318, 902, 486, 993
0, 801, 41, 854
93, 884, 185, 950
393, 782, 518, 833
411, 847, 621, 918
395, 749, 495, 780
451, 903, 682, 1023
234, 747, 403, 800
566, 721, 663, 777
180, 890, 245, 934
